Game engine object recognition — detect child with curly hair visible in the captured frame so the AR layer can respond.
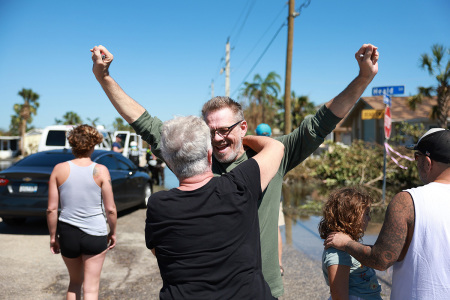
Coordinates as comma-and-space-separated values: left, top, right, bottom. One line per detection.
318, 187, 382, 300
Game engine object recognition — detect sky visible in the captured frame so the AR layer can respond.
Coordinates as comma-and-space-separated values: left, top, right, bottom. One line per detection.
0, 0, 449, 133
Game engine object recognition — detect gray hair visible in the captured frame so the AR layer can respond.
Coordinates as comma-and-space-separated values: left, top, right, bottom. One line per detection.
160, 116, 212, 179
201, 96, 244, 121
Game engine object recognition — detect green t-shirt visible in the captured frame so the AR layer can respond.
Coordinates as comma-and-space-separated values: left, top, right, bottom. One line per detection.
132, 105, 341, 297
322, 247, 382, 300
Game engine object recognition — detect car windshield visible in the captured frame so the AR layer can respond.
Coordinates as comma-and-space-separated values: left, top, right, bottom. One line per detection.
14, 152, 75, 167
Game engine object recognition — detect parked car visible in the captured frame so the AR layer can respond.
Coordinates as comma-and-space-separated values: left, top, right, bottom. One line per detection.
0, 149, 152, 225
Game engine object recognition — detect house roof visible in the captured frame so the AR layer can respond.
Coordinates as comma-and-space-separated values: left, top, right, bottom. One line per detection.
338, 96, 441, 128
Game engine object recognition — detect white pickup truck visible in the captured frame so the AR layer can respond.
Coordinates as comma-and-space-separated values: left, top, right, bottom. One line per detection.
37, 125, 144, 158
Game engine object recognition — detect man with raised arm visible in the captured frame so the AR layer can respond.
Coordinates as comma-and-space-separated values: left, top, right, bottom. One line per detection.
145, 115, 284, 299
91, 44, 379, 298
325, 128, 450, 299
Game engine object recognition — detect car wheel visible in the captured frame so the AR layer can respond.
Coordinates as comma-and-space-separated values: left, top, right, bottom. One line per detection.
2, 217, 26, 226
141, 182, 152, 208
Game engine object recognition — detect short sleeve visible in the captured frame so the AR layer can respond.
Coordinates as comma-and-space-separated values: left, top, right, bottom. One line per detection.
323, 247, 353, 267
130, 110, 164, 159
226, 158, 262, 203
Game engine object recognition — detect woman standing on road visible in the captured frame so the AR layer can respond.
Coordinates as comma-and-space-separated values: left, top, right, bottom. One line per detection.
47, 124, 117, 300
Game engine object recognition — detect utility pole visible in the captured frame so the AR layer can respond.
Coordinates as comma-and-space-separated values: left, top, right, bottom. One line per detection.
284, 0, 297, 134
225, 37, 230, 97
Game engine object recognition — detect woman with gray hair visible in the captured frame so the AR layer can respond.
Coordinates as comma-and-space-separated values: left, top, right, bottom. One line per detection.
145, 115, 284, 299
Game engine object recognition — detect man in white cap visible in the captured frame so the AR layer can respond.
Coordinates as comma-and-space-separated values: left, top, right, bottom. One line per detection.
325, 128, 450, 299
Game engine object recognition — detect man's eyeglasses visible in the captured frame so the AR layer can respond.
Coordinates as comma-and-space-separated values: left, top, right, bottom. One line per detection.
210, 120, 243, 138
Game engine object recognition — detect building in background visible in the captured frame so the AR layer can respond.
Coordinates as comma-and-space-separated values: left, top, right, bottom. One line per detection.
331, 96, 447, 145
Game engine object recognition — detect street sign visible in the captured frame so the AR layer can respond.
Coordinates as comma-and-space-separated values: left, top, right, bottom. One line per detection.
362, 109, 385, 120
372, 86, 405, 96
384, 106, 392, 139
383, 93, 391, 106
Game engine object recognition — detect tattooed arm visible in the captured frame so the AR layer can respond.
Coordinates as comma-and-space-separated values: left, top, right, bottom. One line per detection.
325, 192, 415, 271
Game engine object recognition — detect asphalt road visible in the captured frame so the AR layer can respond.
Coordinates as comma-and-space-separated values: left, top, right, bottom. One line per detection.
0, 206, 391, 299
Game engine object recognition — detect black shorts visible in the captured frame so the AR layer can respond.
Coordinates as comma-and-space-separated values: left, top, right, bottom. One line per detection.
57, 221, 107, 258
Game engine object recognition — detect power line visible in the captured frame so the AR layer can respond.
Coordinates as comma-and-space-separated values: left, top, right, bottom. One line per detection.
231, 0, 256, 49
210, 1, 312, 98
233, 3, 287, 74
232, 0, 313, 98
211, 55, 225, 84
229, 0, 254, 38
231, 22, 287, 98
211, 1, 278, 93
297, 0, 312, 15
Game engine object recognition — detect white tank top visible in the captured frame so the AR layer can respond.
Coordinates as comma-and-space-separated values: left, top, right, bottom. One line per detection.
391, 182, 450, 299
58, 161, 107, 236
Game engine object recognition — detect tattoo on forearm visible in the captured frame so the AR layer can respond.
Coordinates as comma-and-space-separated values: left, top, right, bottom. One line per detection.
383, 252, 393, 262
376, 192, 413, 268
344, 192, 414, 270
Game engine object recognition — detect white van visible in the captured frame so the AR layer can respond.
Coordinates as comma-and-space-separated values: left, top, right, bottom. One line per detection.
37, 125, 113, 152
37, 126, 143, 159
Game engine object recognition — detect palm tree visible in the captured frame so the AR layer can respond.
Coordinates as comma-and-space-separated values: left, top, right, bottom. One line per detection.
242, 72, 281, 125
113, 117, 134, 132
9, 105, 22, 136
408, 44, 450, 128
14, 88, 40, 155
55, 111, 83, 125
87, 117, 100, 127
276, 91, 316, 132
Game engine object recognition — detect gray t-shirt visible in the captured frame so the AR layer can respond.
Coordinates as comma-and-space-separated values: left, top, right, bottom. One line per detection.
322, 247, 382, 300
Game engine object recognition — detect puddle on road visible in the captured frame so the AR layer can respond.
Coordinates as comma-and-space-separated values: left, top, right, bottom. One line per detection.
281, 214, 382, 261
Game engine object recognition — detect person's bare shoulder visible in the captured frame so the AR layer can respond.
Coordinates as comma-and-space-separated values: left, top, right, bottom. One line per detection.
93, 163, 108, 174
93, 163, 111, 180
52, 162, 69, 174
374, 191, 414, 265
387, 191, 414, 224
